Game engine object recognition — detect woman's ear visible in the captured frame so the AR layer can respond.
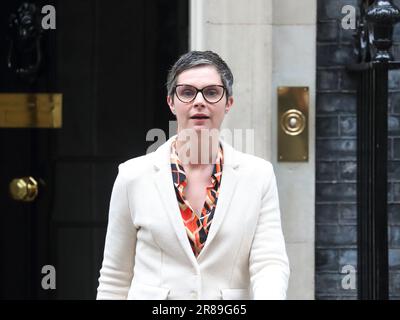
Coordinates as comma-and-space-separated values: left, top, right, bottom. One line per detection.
225, 96, 234, 114
167, 96, 175, 114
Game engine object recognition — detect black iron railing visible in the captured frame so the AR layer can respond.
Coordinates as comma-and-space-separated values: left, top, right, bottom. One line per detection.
348, 0, 400, 300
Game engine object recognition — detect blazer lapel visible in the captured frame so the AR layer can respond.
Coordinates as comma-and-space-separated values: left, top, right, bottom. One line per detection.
152, 136, 198, 267
197, 139, 240, 261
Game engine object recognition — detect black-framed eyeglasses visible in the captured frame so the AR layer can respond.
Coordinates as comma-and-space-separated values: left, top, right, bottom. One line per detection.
174, 84, 226, 104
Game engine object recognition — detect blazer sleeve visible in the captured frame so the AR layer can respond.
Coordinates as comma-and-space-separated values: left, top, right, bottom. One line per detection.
249, 162, 290, 300
97, 163, 137, 299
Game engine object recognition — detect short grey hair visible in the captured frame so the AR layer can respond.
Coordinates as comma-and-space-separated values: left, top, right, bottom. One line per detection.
166, 50, 234, 99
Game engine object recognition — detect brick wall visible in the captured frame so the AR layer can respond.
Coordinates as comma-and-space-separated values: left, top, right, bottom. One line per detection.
316, 0, 400, 299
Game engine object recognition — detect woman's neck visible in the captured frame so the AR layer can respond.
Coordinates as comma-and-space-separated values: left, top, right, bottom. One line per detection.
175, 129, 220, 169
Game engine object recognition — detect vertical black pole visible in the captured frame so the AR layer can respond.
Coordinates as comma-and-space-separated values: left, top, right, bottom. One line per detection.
352, 0, 400, 299
373, 64, 389, 298
357, 64, 389, 300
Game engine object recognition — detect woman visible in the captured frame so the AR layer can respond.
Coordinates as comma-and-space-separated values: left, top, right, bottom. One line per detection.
97, 51, 290, 300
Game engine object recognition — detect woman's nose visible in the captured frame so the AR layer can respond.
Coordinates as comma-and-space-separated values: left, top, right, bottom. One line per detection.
192, 91, 206, 105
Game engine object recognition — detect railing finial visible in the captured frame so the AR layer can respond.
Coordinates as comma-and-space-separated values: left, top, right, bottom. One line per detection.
366, 0, 400, 62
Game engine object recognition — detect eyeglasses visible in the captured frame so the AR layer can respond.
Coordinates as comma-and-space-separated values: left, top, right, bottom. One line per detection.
174, 84, 226, 104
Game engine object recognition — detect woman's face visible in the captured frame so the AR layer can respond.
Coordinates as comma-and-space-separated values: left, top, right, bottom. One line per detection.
167, 65, 233, 134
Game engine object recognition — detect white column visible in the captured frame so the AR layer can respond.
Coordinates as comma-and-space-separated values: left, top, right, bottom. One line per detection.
190, 0, 273, 160
190, 0, 316, 299
271, 0, 316, 300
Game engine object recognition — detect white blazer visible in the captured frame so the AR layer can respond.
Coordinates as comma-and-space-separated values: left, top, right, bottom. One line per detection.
97, 135, 290, 300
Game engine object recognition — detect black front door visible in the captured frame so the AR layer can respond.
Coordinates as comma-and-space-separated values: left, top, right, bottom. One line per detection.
0, 0, 188, 299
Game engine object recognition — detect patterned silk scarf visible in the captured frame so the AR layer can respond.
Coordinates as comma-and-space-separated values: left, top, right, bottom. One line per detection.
170, 139, 223, 257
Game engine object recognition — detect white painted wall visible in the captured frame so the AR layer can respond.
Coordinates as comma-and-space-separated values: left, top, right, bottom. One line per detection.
190, 0, 316, 299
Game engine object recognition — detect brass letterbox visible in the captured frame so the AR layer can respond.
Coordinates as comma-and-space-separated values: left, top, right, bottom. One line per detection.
0, 93, 62, 128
